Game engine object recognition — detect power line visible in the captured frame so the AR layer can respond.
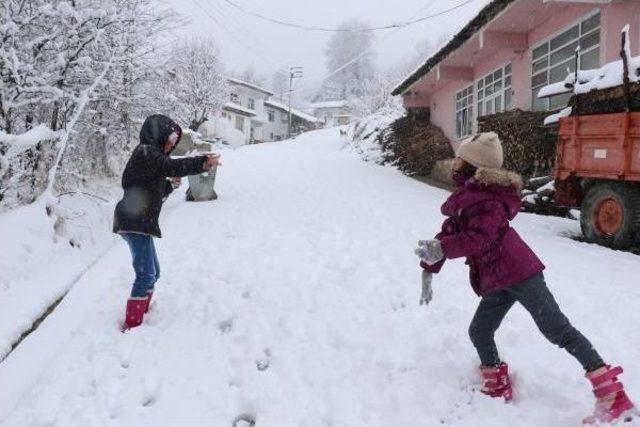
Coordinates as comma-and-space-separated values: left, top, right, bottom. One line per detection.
290, 0, 442, 97
190, 0, 290, 77
210, 0, 292, 72
222, 0, 479, 32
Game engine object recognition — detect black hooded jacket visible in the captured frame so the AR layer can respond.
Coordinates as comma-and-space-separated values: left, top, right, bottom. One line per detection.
113, 115, 207, 237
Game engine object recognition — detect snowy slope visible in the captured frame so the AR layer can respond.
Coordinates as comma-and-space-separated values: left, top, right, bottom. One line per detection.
0, 128, 638, 427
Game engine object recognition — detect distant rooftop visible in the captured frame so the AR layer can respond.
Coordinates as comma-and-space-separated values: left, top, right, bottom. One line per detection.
227, 77, 274, 96
310, 100, 348, 109
264, 99, 319, 123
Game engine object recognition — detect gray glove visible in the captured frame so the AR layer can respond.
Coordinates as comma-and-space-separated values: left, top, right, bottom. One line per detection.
414, 239, 444, 265
420, 270, 433, 305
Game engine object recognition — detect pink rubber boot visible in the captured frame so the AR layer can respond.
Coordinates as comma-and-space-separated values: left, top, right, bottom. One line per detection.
121, 297, 146, 332
480, 363, 513, 402
584, 365, 636, 424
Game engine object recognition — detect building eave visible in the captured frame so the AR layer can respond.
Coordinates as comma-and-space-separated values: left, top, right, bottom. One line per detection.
391, 0, 520, 96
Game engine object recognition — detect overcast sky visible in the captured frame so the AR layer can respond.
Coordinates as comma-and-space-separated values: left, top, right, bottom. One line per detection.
165, 0, 490, 96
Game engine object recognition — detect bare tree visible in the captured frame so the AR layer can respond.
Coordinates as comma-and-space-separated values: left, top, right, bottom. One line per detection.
238, 64, 265, 86
320, 19, 376, 101
154, 37, 228, 131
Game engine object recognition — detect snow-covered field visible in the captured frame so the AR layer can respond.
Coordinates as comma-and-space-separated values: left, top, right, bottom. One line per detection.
1, 127, 638, 427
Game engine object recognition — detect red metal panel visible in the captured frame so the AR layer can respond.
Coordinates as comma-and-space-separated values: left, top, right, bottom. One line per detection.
554, 112, 640, 183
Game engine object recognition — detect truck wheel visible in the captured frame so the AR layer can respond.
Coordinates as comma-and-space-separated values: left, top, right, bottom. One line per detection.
580, 181, 640, 249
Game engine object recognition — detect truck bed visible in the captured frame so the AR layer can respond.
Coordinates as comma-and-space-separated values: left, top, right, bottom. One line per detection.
555, 112, 640, 182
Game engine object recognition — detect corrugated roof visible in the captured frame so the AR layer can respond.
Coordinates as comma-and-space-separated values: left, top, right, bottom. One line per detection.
391, 0, 517, 96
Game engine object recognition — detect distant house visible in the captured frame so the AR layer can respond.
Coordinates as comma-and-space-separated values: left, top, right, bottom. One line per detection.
263, 99, 319, 141
309, 100, 354, 127
392, 0, 640, 147
220, 77, 274, 144
214, 78, 318, 144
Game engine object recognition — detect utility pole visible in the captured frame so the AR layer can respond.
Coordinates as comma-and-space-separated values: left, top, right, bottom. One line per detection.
287, 66, 303, 139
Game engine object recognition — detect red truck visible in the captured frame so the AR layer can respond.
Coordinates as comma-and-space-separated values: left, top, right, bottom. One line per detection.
554, 112, 640, 249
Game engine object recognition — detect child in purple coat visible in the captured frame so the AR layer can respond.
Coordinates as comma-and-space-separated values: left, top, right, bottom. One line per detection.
415, 132, 636, 424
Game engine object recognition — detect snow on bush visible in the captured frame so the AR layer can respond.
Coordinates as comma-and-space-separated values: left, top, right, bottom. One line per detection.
0, 126, 61, 211
345, 109, 403, 163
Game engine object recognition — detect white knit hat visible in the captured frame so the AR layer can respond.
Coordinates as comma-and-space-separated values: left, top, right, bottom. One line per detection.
456, 132, 503, 169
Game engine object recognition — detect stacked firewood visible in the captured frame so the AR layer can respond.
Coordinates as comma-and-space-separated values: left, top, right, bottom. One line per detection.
520, 176, 570, 216
378, 113, 454, 177
569, 81, 640, 115
477, 109, 557, 178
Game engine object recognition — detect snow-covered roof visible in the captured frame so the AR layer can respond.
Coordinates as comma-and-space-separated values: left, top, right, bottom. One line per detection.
227, 77, 274, 96
310, 100, 348, 110
223, 102, 256, 116
264, 100, 319, 123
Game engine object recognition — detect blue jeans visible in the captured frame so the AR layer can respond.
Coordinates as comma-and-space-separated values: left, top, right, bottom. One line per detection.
121, 233, 160, 298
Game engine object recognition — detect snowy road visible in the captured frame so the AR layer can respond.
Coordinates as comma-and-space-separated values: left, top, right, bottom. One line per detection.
1, 128, 639, 426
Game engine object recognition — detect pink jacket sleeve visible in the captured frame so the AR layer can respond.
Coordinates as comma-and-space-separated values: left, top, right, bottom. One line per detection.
439, 200, 506, 259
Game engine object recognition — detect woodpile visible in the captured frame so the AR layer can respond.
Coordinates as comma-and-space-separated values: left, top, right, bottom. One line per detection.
477, 109, 557, 179
569, 81, 640, 115
521, 176, 570, 217
378, 113, 454, 177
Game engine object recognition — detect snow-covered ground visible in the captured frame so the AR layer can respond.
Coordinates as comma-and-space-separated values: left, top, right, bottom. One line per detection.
1, 127, 638, 427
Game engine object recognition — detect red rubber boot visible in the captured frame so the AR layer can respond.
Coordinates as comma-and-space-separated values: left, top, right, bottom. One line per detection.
121, 297, 146, 332
584, 365, 637, 424
480, 363, 513, 402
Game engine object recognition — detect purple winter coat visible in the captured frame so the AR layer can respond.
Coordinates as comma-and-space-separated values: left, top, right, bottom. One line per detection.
422, 168, 545, 296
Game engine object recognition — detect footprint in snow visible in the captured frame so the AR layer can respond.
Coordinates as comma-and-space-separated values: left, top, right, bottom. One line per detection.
256, 348, 271, 371
233, 413, 256, 427
219, 318, 233, 334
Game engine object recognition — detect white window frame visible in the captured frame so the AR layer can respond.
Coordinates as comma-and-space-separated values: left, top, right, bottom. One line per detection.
455, 84, 474, 139
530, 10, 601, 111
476, 62, 512, 120
235, 115, 244, 131
248, 98, 255, 110
268, 110, 275, 122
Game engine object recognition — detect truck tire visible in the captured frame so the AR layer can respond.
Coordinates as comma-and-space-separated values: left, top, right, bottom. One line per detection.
580, 181, 640, 249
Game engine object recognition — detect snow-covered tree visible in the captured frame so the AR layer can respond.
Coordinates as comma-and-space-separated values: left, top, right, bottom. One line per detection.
153, 37, 228, 131
0, 0, 176, 206
320, 19, 376, 101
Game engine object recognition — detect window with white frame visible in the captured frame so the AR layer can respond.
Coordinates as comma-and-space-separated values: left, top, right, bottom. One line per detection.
235, 115, 244, 131
268, 110, 275, 122
531, 12, 600, 111
455, 85, 474, 139
477, 63, 512, 118
248, 98, 255, 110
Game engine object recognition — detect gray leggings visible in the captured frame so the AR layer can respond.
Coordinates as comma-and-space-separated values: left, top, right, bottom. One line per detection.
468, 273, 604, 372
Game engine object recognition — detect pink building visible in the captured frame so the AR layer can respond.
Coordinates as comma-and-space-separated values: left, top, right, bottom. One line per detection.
392, 0, 640, 148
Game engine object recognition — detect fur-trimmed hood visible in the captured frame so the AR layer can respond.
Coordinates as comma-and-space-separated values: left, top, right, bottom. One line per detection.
442, 167, 523, 220
473, 167, 523, 190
